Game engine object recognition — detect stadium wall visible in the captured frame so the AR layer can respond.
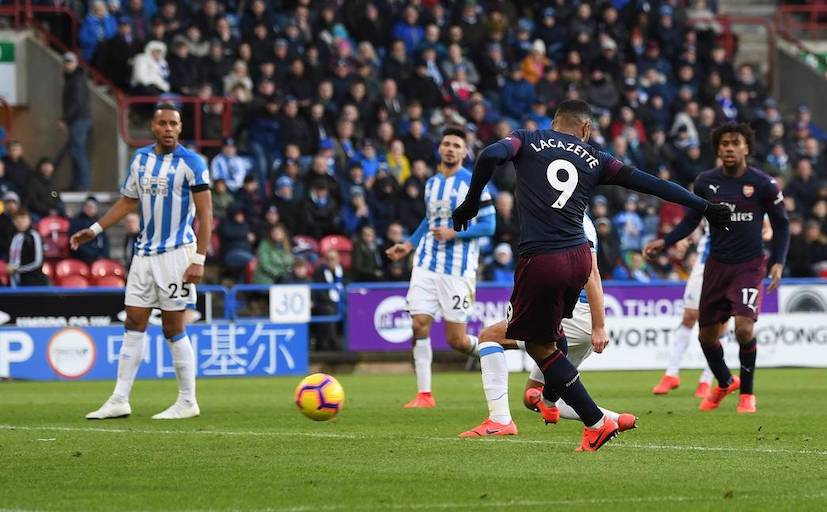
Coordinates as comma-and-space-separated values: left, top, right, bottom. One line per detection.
1, 30, 124, 191
774, 40, 827, 129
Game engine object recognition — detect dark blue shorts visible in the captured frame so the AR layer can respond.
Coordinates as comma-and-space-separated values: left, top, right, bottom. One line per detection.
505, 243, 592, 344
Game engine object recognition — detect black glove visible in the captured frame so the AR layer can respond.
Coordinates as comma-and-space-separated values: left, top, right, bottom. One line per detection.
704, 202, 732, 229
451, 197, 480, 232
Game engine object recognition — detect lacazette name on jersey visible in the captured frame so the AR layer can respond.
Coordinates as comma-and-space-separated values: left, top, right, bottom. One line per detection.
524, 136, 600, 169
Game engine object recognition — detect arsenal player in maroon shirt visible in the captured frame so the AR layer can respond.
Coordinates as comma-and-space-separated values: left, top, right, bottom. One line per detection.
646, 123, 790, 414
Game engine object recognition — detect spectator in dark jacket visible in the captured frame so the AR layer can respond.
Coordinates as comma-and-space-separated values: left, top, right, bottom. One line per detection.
69, 196, 110, 265
311, 249, 345, 350
298, 179, 342, 239
167, 36, 202, 95
2, 141, 32, 193
26, 159, 65, 219
95, 18, 142, 90
218, 204, 255, 277
7, 209, 49, 286
0, 191, 21, 261
501, 65, 535, 123
56, 52, 92, 191
351, 225, 384, 282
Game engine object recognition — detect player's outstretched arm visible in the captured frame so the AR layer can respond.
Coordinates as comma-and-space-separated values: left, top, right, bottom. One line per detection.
765, 187, 790, 292
452, 142, 511, 231
584, 252, 609, 353
183, 190, 213, 285
69, 196, 139, 250
386, 218, 427, 261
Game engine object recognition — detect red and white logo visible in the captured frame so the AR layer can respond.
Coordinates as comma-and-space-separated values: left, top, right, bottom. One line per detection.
743, 184, 754, 198
47, 328, 96, 379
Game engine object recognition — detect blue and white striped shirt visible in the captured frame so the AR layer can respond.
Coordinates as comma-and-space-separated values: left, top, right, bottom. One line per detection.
120, 144, 210, 256
413, 168, 495, 278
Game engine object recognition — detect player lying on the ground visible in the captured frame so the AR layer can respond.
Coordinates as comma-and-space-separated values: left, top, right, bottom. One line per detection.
645, 123, 789, 414
386, 127, 495, 408
459, 215, 636, 438
452, 99, 731, 451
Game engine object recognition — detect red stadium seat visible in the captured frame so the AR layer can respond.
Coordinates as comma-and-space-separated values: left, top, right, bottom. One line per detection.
57, 275, 89, 288
0, 260, 8, 286
319, 235, 353, 270
90, 258, 126, 279
94, 275, 126, 287
38, 215, 71, 259
245, 257, 257, 284
54, 259, 91, 280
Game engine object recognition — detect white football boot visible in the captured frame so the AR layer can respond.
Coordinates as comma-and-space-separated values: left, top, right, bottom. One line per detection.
86, 397, 131, 419
151, 399, 200, 420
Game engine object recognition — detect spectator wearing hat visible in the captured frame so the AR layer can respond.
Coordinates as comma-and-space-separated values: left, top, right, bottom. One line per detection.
69, 196, 110, 265
520, 39, 550, 85
0, 191, 21, 261
54, 52, 92, 191
211, 138, 252, 193
26, 159, 64, 220
501, 64, 534, 124
219, 203, 255, 279
131, 40, 169, 96
534, 7, 566, 61
485, 243, 515, 283
270, 175, 299, 235
94, 17, 142, 90
298, 178, 342, 239
342, 186, 374, 236
79, 0, 118, 61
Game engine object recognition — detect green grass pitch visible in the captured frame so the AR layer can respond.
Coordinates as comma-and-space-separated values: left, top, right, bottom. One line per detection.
2, 369, 826, 511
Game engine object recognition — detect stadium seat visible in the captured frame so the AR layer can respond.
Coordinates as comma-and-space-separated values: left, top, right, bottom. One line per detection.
54, 259, 91, 280
245, 257, 257, 284
319, 235, 353, 270
57, 274, 89, 288
0, 260, 8, 286
37, 215, 71, 259
94, 275, 126, 287
90, 258, 126, 279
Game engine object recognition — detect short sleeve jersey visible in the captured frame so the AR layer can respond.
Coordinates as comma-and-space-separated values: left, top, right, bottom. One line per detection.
692, 167, 785, 264
499, 128, 626, 257
121, 144, 211, 256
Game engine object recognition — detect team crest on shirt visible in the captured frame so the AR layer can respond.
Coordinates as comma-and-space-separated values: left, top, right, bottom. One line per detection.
742, 184, 754, 198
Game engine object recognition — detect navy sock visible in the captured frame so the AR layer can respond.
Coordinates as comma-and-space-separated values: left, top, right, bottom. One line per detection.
739, 338, 757, 395
556, 336, 568, 356
538, 349, 602, 426
701, 340, 732, 388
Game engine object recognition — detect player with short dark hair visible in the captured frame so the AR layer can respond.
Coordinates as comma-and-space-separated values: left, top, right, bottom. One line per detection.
386, 126, 496, 409
645, 122, 790, 414
452, 99, 730, 450
74, 104, 213, 420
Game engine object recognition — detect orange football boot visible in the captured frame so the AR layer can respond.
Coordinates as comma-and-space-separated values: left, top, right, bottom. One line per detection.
523, 387, 560, 423
652, 374, 680, 395
694, 381, 711, 398
736, 394, 757, 414
575, 416, 619, 452
404, 392, 436, 408
459, 418, 518, 438
617, 413, 637, 432
699, 376, 740, 411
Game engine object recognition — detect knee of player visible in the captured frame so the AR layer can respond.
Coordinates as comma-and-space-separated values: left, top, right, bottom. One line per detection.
479, 324, 499, 344
734, 325, 754, 343
411, 318, 431, 337
445, 332, 466, 350
124, 316, 148, 333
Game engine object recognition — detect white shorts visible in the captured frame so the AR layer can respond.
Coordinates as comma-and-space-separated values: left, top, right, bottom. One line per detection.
529, 301, 593, 382
405, 266, 475, 324
682, 259, 705, 310
125, 245, 197, 311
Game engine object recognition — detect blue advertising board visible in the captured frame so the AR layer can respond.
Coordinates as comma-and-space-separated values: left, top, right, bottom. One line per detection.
0, 322, 308, 381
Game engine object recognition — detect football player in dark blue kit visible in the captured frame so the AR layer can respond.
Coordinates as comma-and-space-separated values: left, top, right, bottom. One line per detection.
452, 100, 732, 451
645, 123, 790, 414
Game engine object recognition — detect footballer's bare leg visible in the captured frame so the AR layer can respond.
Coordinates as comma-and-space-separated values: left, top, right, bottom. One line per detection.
86, 306, 152, 419
405, 314, 436, 408
152, 309, 200, 419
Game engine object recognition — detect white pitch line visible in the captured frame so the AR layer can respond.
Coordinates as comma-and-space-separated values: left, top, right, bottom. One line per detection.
1, 424, 825, 457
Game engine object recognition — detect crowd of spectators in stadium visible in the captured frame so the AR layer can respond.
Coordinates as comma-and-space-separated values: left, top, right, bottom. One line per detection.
3, 0, 827, 291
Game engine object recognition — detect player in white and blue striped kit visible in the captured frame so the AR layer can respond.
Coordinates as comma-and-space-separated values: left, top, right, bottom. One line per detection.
386, 127, 495, 408
72, 105, 213, 420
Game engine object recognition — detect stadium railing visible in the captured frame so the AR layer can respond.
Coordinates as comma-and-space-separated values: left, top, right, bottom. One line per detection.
776, 4, 827, 40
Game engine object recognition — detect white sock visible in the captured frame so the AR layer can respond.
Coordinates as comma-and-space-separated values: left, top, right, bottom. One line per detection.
413, 338, 432, 393
666, 324, 692, 376
587, 415, 605, 429
466, 334, 480, 357
556, 399, 619, 422
112, 330, 146, 402
515, 340, 525, 350
699, 367, 713, 384
168, 333, 196, 403
479, 342, 511, 424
